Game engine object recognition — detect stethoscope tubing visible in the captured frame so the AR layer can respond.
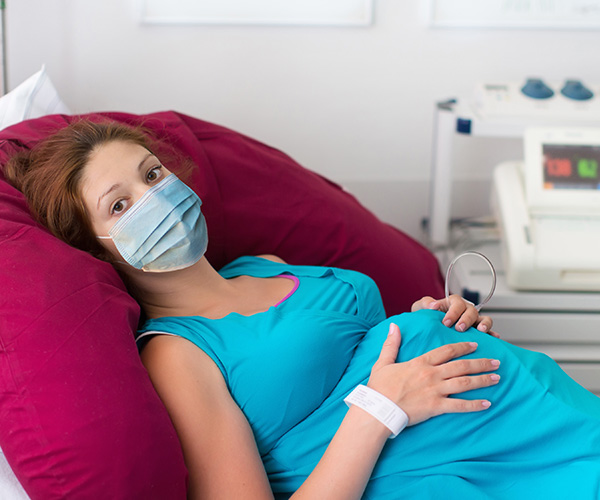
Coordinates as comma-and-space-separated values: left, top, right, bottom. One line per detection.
444, 251, 497, 311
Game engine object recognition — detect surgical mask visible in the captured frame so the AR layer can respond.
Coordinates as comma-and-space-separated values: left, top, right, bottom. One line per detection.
97, 174, 208, 272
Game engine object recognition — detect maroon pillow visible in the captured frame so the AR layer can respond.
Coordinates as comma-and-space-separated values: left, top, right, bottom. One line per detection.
0, 165, 188, 497
0, 111, 443, 498
168, 111, 444, 313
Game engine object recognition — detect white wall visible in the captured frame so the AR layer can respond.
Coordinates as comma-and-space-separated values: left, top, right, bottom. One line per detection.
8, 0, 600, 241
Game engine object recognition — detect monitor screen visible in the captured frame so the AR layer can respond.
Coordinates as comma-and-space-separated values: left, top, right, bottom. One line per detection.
525, 127, 600, 214
543, 144, 600, 190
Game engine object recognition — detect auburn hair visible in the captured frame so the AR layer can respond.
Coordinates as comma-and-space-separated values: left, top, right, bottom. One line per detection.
4, 119, 154, 262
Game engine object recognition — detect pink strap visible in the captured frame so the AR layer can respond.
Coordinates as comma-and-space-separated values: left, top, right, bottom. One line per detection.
274, 275, 299, 307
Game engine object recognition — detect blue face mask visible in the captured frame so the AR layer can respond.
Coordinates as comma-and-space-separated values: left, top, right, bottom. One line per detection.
98, 174, 208, 272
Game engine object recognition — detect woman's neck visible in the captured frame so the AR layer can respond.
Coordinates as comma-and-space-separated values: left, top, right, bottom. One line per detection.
120, 257, 235, 319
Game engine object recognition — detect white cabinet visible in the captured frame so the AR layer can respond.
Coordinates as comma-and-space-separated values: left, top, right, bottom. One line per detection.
492, 311, 600, 396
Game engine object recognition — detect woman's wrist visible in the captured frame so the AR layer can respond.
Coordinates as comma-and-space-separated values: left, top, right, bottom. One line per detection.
345, 404, 394, 441
344, 385, 409, 439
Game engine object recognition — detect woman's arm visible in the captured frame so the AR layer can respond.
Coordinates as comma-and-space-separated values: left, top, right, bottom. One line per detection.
141, 327, 499, 500
141, 335, 274, 499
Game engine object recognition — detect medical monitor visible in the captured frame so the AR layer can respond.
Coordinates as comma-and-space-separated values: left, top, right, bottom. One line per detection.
524, 127, 600, 215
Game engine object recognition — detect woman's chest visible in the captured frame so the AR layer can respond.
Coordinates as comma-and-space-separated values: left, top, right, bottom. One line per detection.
218, 274, 364, 450
224, 308, 369, 454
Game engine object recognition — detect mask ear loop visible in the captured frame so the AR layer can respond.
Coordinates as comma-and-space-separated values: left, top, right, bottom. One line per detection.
444, 251, 497, 311
96, 235, 129, 267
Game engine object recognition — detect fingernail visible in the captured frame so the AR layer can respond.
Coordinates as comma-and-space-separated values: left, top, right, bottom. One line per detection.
481, 401, 492, 409
388, 323, 396, 336
456, 322, 466, 332
469, 342, 478, 349
491, 359, 500, 368
490, 374, 501, 382
428, 301, 439, 310
478, 324, 489, 333
443, 319, 452, 327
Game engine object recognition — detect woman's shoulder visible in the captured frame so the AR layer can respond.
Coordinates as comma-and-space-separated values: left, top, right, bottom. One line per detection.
217, 255, 289, 278
256, 254, 286, 264
139, 334, 225, 388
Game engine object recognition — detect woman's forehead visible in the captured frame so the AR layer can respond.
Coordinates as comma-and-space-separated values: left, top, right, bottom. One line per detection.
80, 141, 153, 200
84, 141, 150, 179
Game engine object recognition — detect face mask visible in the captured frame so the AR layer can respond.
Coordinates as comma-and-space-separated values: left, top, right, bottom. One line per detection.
97, 174, 208, 272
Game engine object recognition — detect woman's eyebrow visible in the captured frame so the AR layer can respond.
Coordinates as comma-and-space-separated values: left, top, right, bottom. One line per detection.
138, 152, 155, 170
97, 183, 120, 210
96, 153, 155, 210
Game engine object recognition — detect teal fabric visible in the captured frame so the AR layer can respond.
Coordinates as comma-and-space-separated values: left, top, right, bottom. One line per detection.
139, 256, 600, 499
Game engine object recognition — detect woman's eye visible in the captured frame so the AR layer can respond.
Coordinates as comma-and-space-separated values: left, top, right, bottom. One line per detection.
146, 165, 163, 182
111, 200, 125, 215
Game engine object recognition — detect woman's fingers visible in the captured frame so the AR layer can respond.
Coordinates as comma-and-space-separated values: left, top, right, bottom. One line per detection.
440, 372, 501, 396
372, 323, 402, 369
411, 296, 437, 312
419, 341, 479, 366
475, 315, 494, 334
439, 357, 501, 379
417, 373, 500, 420
442, 295, 481, 331
413, 294, 498, 337
436, 295, 496, 335
435, 397, 493, 415
441, 295, 468, 326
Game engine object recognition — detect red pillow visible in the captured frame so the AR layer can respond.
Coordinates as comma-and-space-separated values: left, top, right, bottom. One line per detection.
0, 169, 188, 497
168, 111, 444, 313
0, 111, 443, 498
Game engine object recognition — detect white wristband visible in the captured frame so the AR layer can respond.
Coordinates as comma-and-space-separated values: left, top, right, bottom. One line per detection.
344, 385, 408, 439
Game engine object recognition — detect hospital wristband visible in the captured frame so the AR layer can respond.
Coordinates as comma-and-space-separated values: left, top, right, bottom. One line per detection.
344, 385, 408, 439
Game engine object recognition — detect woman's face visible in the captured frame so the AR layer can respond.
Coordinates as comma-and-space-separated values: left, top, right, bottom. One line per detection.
80, 140, 172, 261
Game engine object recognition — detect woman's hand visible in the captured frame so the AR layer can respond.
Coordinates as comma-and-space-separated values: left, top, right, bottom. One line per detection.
411, 295, 499, 338
368, 323, 500, 426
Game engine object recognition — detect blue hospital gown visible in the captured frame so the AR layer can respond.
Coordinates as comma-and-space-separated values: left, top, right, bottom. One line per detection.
138, 256, 600, 499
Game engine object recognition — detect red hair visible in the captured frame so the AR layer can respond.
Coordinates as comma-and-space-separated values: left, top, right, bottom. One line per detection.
4, 119, 154, 261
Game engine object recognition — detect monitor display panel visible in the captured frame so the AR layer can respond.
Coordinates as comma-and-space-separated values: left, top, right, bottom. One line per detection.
543, 144, 600, 190
525, 128, 600, 214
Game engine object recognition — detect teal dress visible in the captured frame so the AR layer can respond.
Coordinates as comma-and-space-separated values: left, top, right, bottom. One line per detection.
138, 256, 600, 499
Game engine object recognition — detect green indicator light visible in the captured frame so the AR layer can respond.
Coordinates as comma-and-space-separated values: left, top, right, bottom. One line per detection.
578, 158, 598, 179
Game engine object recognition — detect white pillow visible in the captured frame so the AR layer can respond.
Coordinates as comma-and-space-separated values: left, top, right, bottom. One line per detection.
0, 65, 70, 131
0, 448, 29, 500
